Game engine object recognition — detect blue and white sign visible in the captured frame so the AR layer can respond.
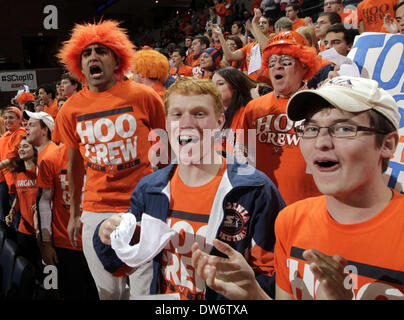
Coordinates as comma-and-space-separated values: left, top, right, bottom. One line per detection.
349, 32, 404, 192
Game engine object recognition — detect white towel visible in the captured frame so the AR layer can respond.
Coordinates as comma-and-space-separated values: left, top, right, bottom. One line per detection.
110, 213, 177, 268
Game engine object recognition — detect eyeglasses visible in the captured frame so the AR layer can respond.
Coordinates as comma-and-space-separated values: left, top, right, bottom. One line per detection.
324, 1, 340, 6
268, 55, 296, 68
295, 123, 387, 138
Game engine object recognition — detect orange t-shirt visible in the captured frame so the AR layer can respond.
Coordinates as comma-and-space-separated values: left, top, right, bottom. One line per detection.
186, 51, 194, 67
242, 93, 320, 205
161, 159, 227, 300
0, 127, 26, 190
357, 0, 397, 32
275, 192, 404, 300
191, 57, 202, 78
36, 144, 83, 250
53, 80, 166, 212
12, 166, 37, 235
38, 142, 59, 167
0, 134, 9, 183
229, 107, 246, 131
215, 3, 226, 22
169, 65, 193, 80
151, 82, 165, 99
339, 8, 357, 27
220, 107, 247, 156
44, 99, 58, 120
292, 18, 306, 31
224, 0, 233, 16
240, 41, 261, 81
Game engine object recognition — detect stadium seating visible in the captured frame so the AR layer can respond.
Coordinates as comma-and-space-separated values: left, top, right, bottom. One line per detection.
0, 238, 18, 299
7, 255, 34, 300
0, 222, 6, 253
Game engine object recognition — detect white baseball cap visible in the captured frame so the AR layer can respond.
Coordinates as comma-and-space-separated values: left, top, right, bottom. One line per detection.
287, 76, 400, 130
23, 110, 54, 132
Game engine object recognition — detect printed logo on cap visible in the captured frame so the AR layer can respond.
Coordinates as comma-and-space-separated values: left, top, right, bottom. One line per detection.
268, 31, 306, 47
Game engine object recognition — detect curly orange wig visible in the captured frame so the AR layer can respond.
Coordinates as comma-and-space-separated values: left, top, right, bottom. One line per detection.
131, 49, 169, 83
16, 92, 35, 105
258, 31, 322, 86
57, 20, 136, 83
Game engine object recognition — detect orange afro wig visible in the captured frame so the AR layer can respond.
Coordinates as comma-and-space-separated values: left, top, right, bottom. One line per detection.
16, 92, 35, 105
57, 20, 136, 83
258, 31, 322, 86
131, 49, 170, 83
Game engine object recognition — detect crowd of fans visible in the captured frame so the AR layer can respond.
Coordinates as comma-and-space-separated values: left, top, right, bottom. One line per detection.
0, 0, 403, 301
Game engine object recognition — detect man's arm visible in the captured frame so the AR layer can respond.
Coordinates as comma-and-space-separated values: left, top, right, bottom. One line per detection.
211, 23, 245, 62
251, 8, 270, 53
37, 187, 58, 265
67, 147, 85, 248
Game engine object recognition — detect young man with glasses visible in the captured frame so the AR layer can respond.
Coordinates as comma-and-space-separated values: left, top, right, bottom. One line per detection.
192, 76, 404, 300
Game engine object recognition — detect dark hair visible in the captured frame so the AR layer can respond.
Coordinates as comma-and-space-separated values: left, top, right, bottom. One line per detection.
318, 11, 342, 25
39, 120, 52, 140
61, 72, 82, 91
326, 23, 359, 45
227, 35, 243, 49
11, 137, 38, 173
286, 2, 300, 12
173, 47, 187, 58
58, 97, 67, 104
25, 101, 36, 112
214, 67, 257, 129
394, 0, 404, 11
194, 35, 211, 49
232, 20, 244, 33
368, 109, 397, 173
38, 83, 56, 99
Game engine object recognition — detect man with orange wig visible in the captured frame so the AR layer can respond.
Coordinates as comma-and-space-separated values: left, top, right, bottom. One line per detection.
16, 92, 35, 110
53, 20, 166, 300
131, 49, 170, 98
242, 30, 322, 205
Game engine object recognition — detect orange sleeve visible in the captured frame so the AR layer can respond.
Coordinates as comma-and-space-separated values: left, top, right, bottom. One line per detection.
293, 19, 306, 31
215, 3, 226, 17
6, 128, 26, 160
357, 2, 364, 23
36, 155, 56, 189
44, 100, 58, 120
53, 102, 80, 150
274, 207, 294, 295
250, 243, 275, 277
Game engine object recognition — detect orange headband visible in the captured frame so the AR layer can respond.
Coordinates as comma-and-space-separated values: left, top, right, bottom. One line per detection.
5, 107, 22, 119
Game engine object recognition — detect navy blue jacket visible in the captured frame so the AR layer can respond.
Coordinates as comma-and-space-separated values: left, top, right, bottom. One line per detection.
94, 158, 285, 299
